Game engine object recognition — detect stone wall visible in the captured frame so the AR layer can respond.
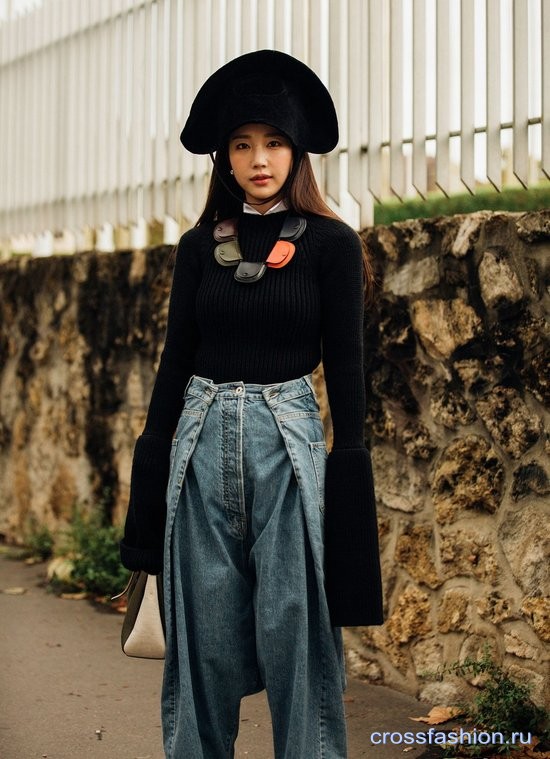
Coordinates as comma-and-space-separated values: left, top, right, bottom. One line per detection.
0, 247, 173, 533
0, 210, 548, 707
348, 210, 550, 709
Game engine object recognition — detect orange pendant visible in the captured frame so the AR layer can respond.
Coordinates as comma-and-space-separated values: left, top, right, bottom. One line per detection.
266, 240, 295, 268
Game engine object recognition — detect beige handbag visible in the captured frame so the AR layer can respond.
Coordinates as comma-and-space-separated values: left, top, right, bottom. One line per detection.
113, 571, 165, 659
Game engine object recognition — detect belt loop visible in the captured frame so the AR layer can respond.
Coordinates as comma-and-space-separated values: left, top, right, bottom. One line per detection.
185, 375, 219, 403
262, 384, 279, 404
203, 378, 217, 403
183, 374, 196, 396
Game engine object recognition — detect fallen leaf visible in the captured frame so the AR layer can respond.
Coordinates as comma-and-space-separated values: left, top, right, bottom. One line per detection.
343, 697, 356, 703
60, 592, 88, 600
508, 753, 534, 759
410, 705, 464, 725
2, 586, 27, 595
402, 748, 415, 753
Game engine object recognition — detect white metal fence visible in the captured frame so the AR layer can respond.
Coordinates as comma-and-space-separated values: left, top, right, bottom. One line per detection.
0, 0, 548, 253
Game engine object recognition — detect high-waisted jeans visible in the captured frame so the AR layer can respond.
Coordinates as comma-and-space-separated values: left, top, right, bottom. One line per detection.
162, 375, 347, 759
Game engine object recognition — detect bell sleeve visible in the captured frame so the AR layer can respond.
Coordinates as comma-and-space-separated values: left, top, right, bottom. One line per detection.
318, 220, 384, 627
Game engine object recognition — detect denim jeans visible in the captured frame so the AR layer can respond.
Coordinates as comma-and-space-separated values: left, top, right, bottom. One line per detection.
162, 375, 347, 759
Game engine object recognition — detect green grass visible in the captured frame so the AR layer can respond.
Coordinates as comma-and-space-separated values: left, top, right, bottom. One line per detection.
374, 184, 550, 225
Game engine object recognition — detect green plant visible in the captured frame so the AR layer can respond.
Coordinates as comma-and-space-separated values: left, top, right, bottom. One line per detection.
23, 517, 55, 561
434, 646, 549, 755
58, 506, 130, 597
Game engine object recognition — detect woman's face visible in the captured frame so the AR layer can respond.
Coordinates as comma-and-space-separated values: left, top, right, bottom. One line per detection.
228, 122, 293, 213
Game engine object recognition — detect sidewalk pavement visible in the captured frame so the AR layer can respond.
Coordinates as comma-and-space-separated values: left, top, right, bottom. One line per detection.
0, 552, 437, 759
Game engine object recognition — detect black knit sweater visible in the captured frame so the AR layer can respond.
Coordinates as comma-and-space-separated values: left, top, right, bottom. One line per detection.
121, 211, 383, 626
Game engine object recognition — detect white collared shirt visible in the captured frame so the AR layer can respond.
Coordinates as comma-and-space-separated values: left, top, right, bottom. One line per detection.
243, 199, 289, 215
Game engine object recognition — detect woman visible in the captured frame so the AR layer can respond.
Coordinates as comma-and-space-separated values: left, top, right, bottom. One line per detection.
121, 50, 383, 759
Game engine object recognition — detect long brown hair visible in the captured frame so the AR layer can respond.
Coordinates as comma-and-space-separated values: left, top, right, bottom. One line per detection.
196, 145, 374, 302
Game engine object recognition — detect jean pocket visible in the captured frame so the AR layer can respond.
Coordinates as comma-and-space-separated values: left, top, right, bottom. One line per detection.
167, 406, 207, 503
309, 441, 328, 513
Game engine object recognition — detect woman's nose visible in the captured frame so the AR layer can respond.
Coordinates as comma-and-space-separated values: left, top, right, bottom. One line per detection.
251, 147, 267, 166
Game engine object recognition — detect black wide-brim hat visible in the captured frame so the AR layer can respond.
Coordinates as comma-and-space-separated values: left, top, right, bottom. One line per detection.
180, 50, 338, 155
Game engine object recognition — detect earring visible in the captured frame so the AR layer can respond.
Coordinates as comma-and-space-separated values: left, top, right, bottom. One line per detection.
230, 169, 234, 175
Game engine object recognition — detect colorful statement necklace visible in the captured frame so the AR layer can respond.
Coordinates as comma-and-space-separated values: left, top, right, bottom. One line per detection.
213, 215, 307, 283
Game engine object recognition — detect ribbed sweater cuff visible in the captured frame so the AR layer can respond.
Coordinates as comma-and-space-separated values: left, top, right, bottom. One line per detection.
119, 541, 163, 575
120, 434, 171, 573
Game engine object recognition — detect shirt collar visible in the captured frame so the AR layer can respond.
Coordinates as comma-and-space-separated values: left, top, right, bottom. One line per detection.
242, 199, 289, 216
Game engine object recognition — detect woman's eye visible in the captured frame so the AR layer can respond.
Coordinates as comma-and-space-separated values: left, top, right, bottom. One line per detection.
235, 142, 249, 150
267, 140, 282, 147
